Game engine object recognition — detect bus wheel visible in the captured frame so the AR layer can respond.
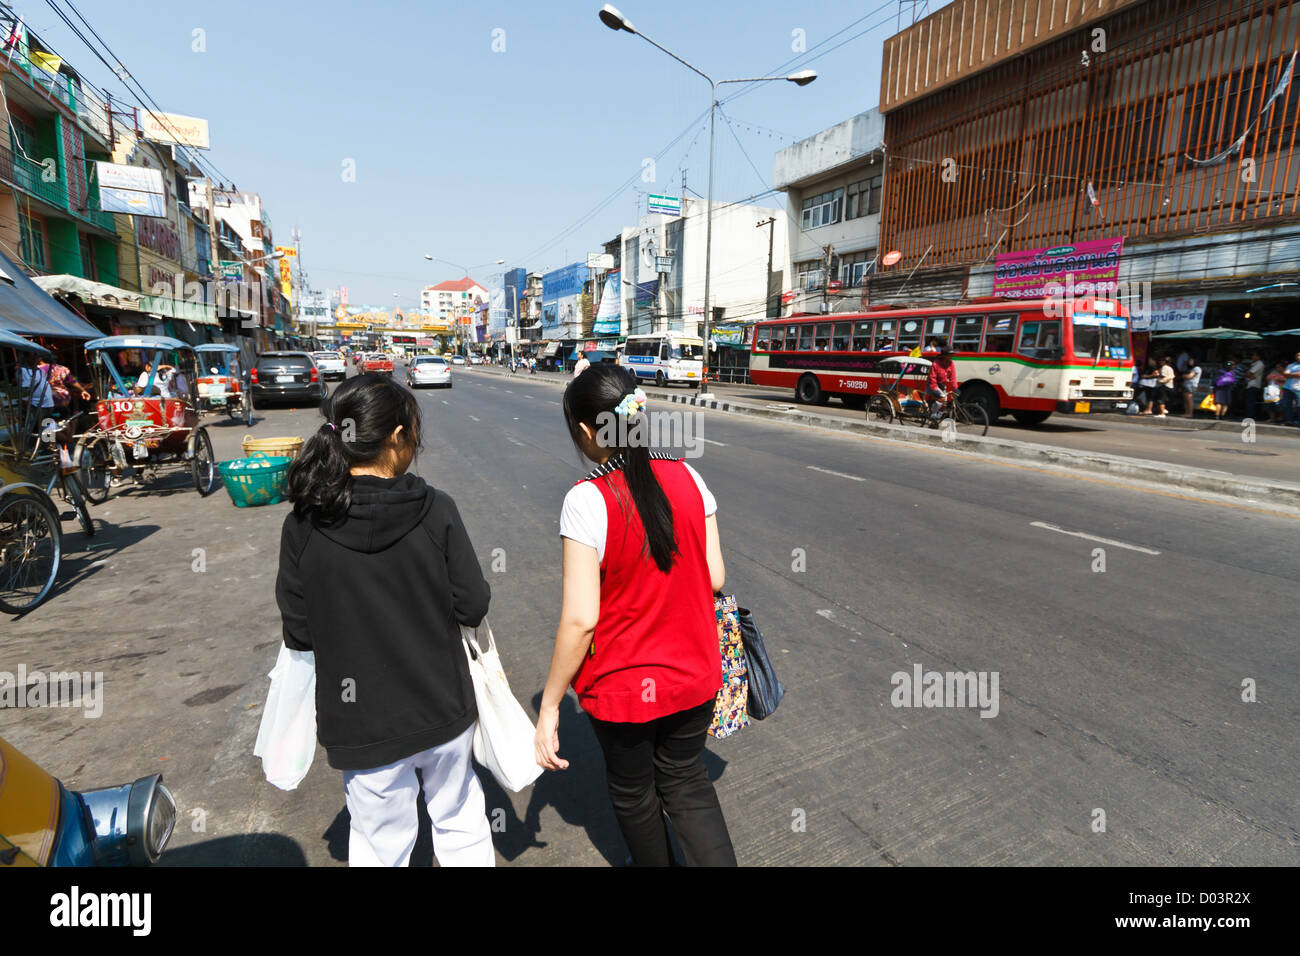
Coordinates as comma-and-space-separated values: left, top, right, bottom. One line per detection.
1011, 409, 1052, 426
796, 374, 825, 405
961, 383, 1000, 421
656, 371, 667, 387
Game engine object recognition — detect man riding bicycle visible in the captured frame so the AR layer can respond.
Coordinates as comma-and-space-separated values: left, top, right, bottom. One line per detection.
926, 346, 959, 421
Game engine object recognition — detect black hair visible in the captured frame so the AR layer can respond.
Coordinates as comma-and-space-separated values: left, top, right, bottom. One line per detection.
562, 364, 677, 573
285, 372, 422, 524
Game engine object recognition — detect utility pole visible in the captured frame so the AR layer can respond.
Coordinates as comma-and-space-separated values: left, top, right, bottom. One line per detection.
822, 242, 834, 314
757, 216, 776, 318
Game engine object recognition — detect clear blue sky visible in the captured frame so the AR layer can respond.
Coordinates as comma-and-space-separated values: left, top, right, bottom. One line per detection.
16, 0, 935, 306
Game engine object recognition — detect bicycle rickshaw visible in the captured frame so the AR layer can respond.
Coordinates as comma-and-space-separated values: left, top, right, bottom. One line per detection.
71, 335, 218, 499
0, 331, 91, 613
195, 343, 253, 426
866, 355, 989, 436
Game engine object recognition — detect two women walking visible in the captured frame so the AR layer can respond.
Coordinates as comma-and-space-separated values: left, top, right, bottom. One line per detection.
275, 368, 735, 866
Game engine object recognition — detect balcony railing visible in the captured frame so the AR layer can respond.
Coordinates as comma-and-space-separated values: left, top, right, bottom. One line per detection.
0, 141, 65, 208
5, 44, 113, 144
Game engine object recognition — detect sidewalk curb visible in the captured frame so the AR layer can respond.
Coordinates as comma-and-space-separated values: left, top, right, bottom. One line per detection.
466, 366, 1300, 508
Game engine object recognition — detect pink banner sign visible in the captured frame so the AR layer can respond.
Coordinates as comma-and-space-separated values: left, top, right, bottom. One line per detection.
993, 237, 1124, 299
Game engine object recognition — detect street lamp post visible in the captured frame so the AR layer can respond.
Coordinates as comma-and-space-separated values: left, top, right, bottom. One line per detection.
598, 4, 815, 392
422, 255, 504, 358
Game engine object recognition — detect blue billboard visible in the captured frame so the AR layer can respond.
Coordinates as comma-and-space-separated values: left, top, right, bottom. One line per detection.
503, 267, 526, 321
541, 262, 588, 304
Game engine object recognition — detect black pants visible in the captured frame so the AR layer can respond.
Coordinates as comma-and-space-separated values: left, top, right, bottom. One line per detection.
588, 699, 737, 866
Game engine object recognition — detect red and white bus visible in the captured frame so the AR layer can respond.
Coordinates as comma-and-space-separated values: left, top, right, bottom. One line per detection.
749, 297, 1134, 425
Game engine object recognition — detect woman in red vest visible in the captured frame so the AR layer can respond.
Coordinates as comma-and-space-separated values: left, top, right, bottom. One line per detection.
535, 365, 736, 866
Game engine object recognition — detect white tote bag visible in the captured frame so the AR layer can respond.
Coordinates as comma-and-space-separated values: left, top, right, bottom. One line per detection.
253, 644, 318, 791
461, 620, 543, 792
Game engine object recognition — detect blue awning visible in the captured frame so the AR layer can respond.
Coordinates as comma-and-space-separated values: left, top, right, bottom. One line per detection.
0, 250, 104, 339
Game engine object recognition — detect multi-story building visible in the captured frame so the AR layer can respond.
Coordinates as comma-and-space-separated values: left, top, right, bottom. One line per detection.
0, 22, 118, 287
873, 0, 1300, 345
422, 277, 488, 321
773, 109, 885, 314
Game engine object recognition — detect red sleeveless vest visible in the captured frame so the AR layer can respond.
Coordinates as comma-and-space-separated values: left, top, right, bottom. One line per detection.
570, 457, 720, 723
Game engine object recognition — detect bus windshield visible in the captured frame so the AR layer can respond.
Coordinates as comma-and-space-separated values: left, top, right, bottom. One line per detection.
672, 343, 703, 360
1071, 316, 1129, 361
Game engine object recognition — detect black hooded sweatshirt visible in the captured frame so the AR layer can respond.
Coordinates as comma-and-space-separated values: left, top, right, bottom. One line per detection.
275, 473, 490, 771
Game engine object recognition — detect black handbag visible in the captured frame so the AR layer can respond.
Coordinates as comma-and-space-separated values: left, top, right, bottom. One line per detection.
737, 605, 785, 719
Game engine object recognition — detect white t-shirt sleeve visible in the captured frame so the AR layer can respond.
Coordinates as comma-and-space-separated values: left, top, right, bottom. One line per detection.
559, 482, 607, 559
682, 462, 717, 516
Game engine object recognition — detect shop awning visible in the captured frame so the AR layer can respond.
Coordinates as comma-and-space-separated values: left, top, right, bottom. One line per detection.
32, 274, 145, 312
0, 255, 105, 339
1154, 327, 1264, 340
541, 342, 561, 357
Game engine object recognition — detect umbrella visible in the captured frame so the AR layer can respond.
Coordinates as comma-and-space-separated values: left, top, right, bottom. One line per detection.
1152, 328, 1264, 340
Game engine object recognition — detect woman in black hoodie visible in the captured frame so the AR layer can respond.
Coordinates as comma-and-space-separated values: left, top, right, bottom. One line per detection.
275, 373, 493, 866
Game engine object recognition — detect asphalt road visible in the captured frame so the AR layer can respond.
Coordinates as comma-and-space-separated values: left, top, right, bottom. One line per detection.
2, 365, 1295, 866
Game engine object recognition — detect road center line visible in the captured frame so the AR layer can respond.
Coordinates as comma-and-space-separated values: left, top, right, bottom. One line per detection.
807, 465, 865, 482
700, 438, 727, 447
1030, 521, 1161, 555
469, 415, 480, 422
440, 400, 449, 405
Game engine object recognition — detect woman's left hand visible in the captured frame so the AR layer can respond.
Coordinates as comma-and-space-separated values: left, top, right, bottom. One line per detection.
534, 704, 568, 771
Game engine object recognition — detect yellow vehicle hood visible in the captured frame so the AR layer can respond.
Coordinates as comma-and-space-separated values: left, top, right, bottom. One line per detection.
0, 736, 61, 866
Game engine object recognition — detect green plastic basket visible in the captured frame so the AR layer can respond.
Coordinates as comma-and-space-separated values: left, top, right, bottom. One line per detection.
217, 451, 292, 508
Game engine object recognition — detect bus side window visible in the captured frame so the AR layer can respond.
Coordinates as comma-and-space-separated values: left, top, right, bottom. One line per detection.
925, 317, 951, 346
770, 327, 785, 351
897, 318, 923, 349
832, 322, 850, 351
852, 320, 874, 350
875, 320, 896, 350
797, 324, 814, 351
814, 323, 831, 350
660, 343, 670, 360
951, 315, 984, 352
755, 330, 771, 351
984, 313, 1018, 352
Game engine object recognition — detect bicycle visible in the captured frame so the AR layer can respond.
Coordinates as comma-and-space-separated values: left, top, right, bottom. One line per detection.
31, 413, 95, 538
928, 390, 990, 437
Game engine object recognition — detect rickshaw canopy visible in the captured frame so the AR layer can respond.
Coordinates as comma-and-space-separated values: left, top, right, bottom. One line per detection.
195, 343, 241, 353
84, 335, 193, 353
0, 330, 52, 359
878, 355, 933, 367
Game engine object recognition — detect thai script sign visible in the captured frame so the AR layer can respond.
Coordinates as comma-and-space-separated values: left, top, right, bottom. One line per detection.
993, 237, 1124, 299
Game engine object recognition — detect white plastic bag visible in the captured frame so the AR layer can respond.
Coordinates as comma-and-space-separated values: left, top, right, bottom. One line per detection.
461, 620, 543, 792
253, 644, 318, 791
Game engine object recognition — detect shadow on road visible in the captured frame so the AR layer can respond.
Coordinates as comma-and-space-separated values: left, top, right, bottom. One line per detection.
34, 521, 162, 611
159, 833, 307, 866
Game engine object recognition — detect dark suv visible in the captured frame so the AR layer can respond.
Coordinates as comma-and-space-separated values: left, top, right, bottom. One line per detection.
251, 351, 327, 408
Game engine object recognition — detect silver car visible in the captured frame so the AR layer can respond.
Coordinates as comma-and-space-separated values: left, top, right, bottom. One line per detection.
408, 355, 452, 389
313, 351, 346, 380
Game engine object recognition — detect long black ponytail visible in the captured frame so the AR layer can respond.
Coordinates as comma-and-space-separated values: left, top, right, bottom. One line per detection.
285, 372, 422, 524
563, 365, 677, 573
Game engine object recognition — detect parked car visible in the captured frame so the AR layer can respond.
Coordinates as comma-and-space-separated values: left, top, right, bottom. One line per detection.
361, 352, 394, 375
251, 351, 327, 408
468, 354, 484, 366
0, 734, 177, 866
408, 355, 452, 389
313, 351, 346, 380
450, 355, 467, 366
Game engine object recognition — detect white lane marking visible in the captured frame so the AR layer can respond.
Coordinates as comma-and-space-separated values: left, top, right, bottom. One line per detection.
1030, 521, 1161, 555
441, 400, 449, 405
547, 400, 560, 406
700, 438, 727, 447
525, 394, 534, 399
816, 608, 862, 642
507, 436, 527, 447
469, 415, 481, 422
807, 465, 864, 482
505, 389, 514, 394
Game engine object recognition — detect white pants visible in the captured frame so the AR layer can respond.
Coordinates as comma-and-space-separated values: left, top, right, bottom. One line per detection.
342, 724, 494, 867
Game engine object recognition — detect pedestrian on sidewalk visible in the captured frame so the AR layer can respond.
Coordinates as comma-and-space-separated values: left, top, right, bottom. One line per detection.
1284, 351, 1300, 426
1212, 362, 1238, 420
535, 365, 737, 867
1243, 351, 1266, 421
1154, 356, 1176, 417
573, 352, 591, 378
1265, 362, 1287, 423
1136, 358, 1159, 414
276, 373, 494, 867
1180, 356, 1202, 417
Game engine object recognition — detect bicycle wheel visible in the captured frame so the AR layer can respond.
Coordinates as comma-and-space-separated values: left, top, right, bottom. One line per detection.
192, 427, 217, 496
76, 439, 112, 504
62, 473, 95, 538
955, 401, 990, 437
866, 395, 895, 424
0, 492, 62, 614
